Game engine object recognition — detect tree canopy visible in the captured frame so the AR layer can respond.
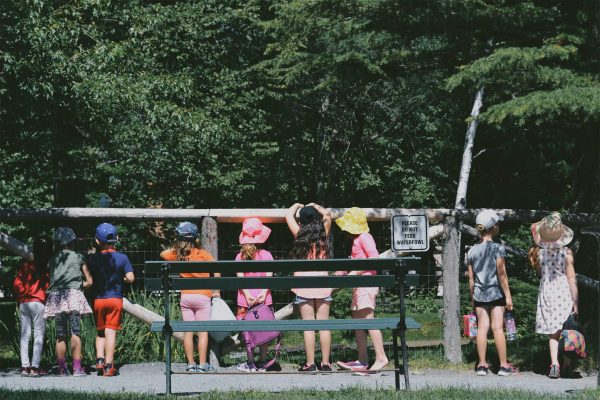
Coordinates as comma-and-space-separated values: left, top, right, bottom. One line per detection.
1, 0, 598, 233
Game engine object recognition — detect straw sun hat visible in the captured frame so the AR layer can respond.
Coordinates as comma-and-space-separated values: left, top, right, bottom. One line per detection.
335, 207, 369, 235
531, 212, 574, 248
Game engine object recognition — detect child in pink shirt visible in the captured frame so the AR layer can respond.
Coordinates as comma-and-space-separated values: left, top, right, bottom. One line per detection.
286, 202, 333, 373
335, 207, 388, 374
235, 218, 274, 372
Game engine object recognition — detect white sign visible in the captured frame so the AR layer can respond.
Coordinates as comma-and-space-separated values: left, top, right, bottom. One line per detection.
391, 215, 429, 252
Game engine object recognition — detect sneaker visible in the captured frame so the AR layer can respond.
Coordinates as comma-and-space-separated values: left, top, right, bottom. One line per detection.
318, 363, 332, 374
57, 366, 70, 377
236, 362, 258, 373
298, 363, 317, 373
476, 364, 488, 376
104, 363, 118, 377
336, 360, 367, 371
549, 364, 560, 379
186, 364, 198, 373
198, 363, 216, 373
28, 367, 46, 377
73, 368, 86, 377
95, 358, 105, 376
498, 364, 517, 376
20, 367, 30, 376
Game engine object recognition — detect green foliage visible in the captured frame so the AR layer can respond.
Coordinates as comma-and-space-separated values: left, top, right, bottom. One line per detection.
405, 288, 442, 315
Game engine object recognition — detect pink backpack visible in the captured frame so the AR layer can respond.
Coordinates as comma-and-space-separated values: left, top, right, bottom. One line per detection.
241, 303, 281, 370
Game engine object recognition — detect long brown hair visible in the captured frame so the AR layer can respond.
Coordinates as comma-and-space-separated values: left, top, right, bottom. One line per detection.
172, 239, 200, 261
33, 236, 53, 280
289, 219, 328, 259
528, 246, 539, 269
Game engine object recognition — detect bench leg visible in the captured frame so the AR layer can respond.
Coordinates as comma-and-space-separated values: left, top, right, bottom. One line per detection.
400, 326, 410, 390
165, 331, 172, 395
392, 329, 400, 390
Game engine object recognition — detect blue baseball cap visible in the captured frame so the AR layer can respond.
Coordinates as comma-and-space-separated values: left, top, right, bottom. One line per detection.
175, 221, 198, 242
96, 223, 118, 243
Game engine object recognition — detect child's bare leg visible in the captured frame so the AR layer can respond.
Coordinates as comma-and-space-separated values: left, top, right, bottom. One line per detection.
55, 339, 67, 361
351, 310, 369, 365
71, 335, 82, 361
198, 332, 209, 365
299, 302, 317, 365
363, 309, 388, 370
96, 331, 105, 360
475, 306, 491, 366
184, 332, 195, 365
490, 306, 508, 366
316, 299, 331, 365
104, 328, 116, 365
549, 331, 561, 366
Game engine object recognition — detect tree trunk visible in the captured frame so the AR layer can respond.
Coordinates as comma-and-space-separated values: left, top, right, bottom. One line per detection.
200, 216, 221, 366
442, 216, 462, 363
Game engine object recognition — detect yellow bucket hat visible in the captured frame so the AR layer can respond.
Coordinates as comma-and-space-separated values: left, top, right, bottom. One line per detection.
335, 207, 369, 235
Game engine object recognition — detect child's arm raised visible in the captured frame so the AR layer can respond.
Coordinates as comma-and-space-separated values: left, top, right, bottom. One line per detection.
285, 203, 303, 238
306, 203, 332, 237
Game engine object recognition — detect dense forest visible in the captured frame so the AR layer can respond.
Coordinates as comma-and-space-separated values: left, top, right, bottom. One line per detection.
1, 0, 599, 226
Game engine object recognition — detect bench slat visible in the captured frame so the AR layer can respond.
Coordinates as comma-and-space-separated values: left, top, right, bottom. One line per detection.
150, 317, 421, 332
145, 257, 420, 274
144, 275, 396, 291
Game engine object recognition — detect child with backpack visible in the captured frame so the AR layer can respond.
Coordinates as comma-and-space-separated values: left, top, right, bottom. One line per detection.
13, 236, 53, 376
87, 223, 135, 376
43, 227, 93, 376
334, 207, 388, 374
286, 202, 333, 373
160, 221, 220, 373
235, 218, 276, 372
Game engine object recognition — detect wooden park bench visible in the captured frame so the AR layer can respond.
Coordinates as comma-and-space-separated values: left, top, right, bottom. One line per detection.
145, 257, 421, 394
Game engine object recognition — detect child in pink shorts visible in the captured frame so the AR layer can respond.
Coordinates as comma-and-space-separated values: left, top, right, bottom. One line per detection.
235, 218, 274, 372
160, 222, 220, 373
335, 207, 388, 374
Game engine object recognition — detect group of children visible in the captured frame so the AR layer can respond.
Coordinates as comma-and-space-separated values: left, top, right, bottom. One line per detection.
467, 210, 580, 379
15, 206, 579, 379
14, 204, 386, 376
14, 223, 134, 377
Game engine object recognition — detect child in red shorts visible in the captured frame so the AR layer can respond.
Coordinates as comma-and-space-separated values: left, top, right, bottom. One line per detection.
88, 223, 135, 376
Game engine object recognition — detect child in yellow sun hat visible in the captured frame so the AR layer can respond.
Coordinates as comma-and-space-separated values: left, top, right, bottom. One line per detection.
335, 207, 388, 374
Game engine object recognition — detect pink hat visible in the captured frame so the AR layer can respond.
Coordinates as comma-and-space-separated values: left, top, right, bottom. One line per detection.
239, 218, 271, 244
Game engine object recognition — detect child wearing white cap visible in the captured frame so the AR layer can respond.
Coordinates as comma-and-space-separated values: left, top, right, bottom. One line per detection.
466, 210, 515, 377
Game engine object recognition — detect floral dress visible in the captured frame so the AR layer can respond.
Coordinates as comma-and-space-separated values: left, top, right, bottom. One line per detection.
535, 247, 573, 334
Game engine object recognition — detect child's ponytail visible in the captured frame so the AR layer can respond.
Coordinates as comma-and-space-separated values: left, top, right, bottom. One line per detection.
240, 243, 258, 260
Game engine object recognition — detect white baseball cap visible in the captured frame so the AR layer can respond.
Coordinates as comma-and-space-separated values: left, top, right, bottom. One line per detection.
475, 210, 503, 229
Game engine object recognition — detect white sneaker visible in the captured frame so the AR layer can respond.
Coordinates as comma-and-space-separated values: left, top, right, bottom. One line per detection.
236, 362, 257, 372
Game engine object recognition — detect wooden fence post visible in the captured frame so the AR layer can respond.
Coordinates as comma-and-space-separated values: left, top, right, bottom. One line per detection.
201, 217, 221, 367
442, 215, 462, 363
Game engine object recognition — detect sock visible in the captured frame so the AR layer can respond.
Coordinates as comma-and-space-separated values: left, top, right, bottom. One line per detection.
57, 358, 67, 370
73, 359, 81, 372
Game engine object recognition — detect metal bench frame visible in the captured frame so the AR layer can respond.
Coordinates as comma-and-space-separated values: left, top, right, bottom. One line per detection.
145, 257, 420, 394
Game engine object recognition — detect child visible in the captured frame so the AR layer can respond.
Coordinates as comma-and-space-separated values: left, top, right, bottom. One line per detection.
334, 207, 388, 374
466, 210, 515, 377
87, 223, 135, 376
43, 227, 93, 376
286, 202, 333, 373
13, 236, 53, 376
160, 221, 220, 373
530, 212, 578, 379
235, 217, 274, 372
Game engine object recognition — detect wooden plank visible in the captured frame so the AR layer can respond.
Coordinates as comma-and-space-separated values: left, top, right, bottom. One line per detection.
145, 275, 396, 291
145, 257, 419, 273
150, 317, 421, 332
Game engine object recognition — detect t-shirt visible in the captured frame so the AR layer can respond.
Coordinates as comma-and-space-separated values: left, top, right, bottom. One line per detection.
13, 260, 49, 304
350, 233, 379, 275
235, 249, 274, 307
88, 249, 134, 299
47, 250, 86, 292
160, 248, 215, 298
466, 241, 506, 302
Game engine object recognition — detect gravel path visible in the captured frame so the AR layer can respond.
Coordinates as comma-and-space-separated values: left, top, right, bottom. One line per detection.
0, 363, 596, 395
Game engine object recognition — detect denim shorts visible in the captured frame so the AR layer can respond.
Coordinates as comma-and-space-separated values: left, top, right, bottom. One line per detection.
294, 295, 333, 305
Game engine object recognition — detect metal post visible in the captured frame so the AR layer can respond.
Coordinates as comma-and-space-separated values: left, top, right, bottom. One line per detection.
392, 329, 400, 390
161, 263, 173, 395
397, 260, 410, 390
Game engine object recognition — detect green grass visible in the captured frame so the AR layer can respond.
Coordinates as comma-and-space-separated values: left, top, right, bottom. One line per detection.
1, 388, 599, 400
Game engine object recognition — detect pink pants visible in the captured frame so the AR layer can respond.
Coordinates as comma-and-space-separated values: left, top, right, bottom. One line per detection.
180, 294, 212, 321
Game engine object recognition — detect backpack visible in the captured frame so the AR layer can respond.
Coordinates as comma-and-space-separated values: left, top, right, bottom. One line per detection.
560, 314, 587, 359
241, 303, 281, 370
